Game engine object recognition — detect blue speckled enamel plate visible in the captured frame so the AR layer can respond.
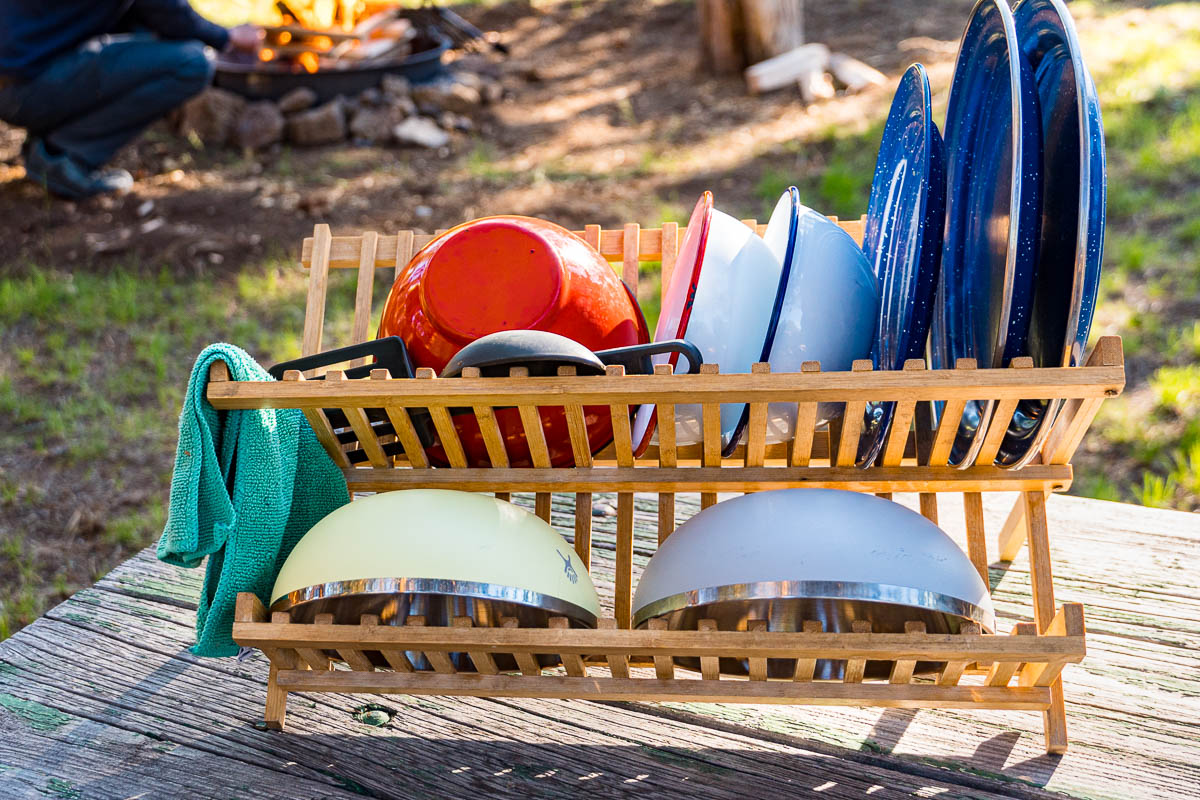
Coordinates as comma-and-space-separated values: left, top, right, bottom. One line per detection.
995, 0, 1106, 467
856, 64, 946, 467
723, 187, 799, 457
929, 0, 1043, 468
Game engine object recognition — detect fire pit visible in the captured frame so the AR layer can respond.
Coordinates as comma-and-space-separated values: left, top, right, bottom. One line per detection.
214, 3, 452, 103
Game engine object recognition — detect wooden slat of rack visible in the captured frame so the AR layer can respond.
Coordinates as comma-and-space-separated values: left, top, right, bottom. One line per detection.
700, 363, 721, 510
207, 365, 1125, 409
598, 618, 629, 679
280, 369, 350, 469
835, 360, 872, 466
929, 358, 976, 465
880, 359, 925, 467
418, 368, 468, 468
607, 365, 636, 629
381, 396, 428, 470
301, 218, 876, 269
976, 356, 1033, 464
660, 221, 679, 296
987, 622, 1036, 687
393, 229, 414, 282
622, 223, 640, 288
328, 371, 389, 469
745, 363, 770, 469
234, 611, 1086, 662
341, 464, 1072, 494
792, 620, 823, 682
350, 230, 378, 364
272, 670, 1052, 709
301, 223, 332, 356
453, 616, 498, 675
889, 621, 924, 684
510, 365, 553, 522
655, 364, 678, 543
789, 361, 822, 467
697, 619, 720, 680
463, 367, 509, 468
963, 491, 989, 585
557, 366, 594, 568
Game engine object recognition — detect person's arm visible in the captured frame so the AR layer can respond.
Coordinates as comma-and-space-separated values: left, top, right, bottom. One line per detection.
128, 0, 231, 50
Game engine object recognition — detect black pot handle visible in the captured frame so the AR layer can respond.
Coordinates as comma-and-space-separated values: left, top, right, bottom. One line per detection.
595, 339, 703, 375
268, 336, 414, 381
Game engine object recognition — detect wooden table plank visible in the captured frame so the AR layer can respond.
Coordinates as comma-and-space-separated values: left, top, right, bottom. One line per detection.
0, 493, 1196, 799
0, 584, 1025, 800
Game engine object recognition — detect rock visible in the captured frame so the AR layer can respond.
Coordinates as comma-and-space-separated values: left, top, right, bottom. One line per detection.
349, 107, 395, 144
286, 100, 346, 145
388, 93, 417, 118
175, 88, 245, 147
380, 74, 411, 99
234, 101, 285, 150
277, 86, 318, 114
452, 70, 484, 91
481, 79, 504, 105
392, 117, 449, 149
438, 112, 473, 133
358, 87, 383, 107
411, 78, 481, 115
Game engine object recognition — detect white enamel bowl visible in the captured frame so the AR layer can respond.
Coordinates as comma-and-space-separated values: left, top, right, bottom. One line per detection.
632, 489, 995, 679
762, 202, 879, 441
632, 196, 783, 451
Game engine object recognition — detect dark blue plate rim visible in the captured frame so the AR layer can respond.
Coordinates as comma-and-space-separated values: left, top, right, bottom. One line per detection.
722, 187, 800, 457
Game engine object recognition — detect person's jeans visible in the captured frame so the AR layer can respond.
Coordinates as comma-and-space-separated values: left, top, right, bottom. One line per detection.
0, 33, 214, 169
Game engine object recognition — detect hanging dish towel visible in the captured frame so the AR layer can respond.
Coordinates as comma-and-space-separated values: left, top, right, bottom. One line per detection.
157, 343, 350, 657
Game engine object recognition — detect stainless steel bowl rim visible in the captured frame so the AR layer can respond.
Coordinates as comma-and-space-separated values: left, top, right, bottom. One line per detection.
632, 579, 997, 632
271, 577, 598, 626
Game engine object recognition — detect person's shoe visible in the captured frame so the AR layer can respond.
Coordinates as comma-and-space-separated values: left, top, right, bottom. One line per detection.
22, 138, 133, 199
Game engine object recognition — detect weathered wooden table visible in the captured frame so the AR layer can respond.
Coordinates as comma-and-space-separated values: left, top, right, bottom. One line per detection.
0, 492, 1196, 799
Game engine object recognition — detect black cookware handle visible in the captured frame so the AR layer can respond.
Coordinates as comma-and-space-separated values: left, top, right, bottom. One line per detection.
267, 337, 414, 381
594, 339, 703, 375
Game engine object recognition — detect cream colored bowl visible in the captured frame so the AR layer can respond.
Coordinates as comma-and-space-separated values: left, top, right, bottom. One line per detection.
272, 490, 599, 644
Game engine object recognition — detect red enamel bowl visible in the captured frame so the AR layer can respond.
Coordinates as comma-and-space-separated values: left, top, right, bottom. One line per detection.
377, 215, 650, 467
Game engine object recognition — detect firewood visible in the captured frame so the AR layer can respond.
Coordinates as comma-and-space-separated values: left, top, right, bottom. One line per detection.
744, 42, 829, 94
797, 66, 835, 103
828, 53, 887, 93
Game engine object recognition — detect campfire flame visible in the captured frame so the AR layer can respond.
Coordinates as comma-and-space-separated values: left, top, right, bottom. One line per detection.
259, 2, 413, 73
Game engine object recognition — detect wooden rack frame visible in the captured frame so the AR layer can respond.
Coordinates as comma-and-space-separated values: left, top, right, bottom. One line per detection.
220, 221, 1124, 754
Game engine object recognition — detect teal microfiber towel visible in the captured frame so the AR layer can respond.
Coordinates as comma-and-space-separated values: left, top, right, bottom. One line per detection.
157, 343, 350, 656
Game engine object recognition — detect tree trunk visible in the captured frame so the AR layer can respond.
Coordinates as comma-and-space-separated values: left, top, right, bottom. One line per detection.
699, 0, 805, 75
741, 0, 805, 65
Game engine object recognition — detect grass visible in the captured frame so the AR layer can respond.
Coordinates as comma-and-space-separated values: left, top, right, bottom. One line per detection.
0, 258, 377, 636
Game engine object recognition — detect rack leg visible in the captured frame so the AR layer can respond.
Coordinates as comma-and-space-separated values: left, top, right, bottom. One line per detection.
963, 492, 989, 587
264, 664, 288, 731
1024, 490, 1068, 753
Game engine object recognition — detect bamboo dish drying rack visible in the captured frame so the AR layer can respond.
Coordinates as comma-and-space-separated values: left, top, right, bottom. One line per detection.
215, 219, 1125, 754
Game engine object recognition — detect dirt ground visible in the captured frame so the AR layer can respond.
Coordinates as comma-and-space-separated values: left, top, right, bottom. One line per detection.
0, 0, 966, 274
